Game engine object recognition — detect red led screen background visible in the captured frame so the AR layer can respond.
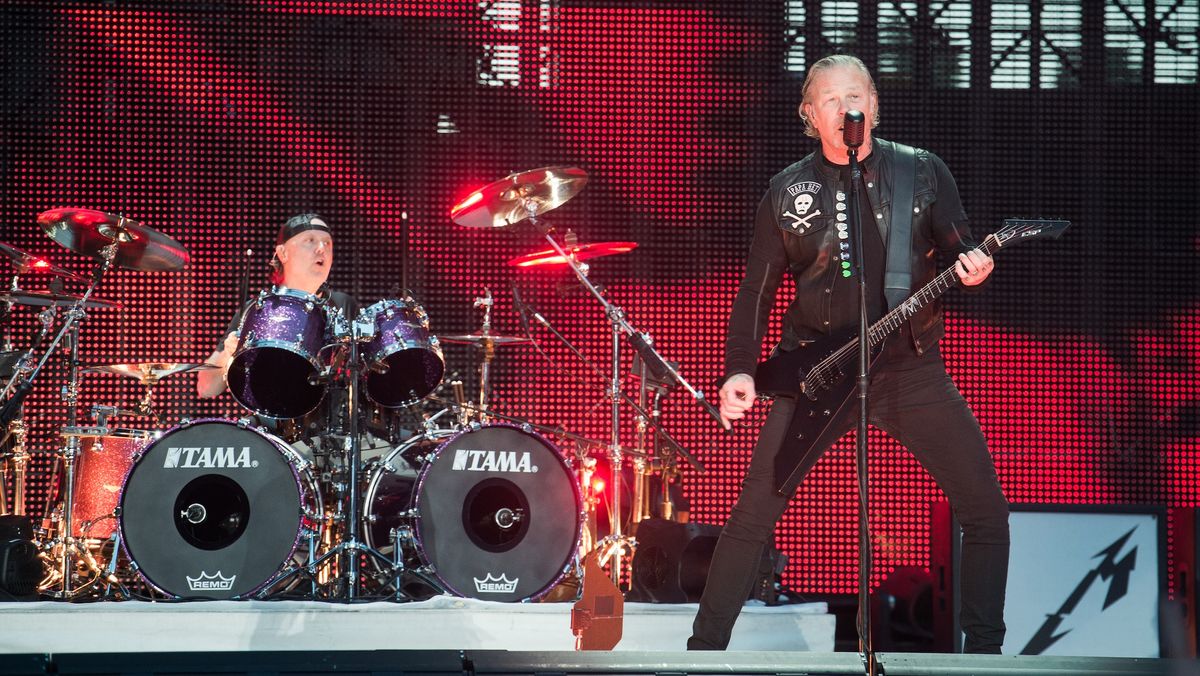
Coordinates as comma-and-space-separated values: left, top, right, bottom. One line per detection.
1, 1, 1197, 597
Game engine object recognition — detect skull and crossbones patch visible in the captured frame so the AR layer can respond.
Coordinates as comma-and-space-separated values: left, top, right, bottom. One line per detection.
783, 181, 822, 234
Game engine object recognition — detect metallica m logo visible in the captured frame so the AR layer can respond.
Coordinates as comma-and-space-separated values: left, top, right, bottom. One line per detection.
451, 449, 537, 473
1021, 526, 1138, 655
163, 446, 256, 469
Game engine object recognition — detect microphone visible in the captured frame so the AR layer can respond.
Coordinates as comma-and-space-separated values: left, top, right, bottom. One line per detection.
843, 109, 865, 148
494, 507, 523, 529
182, 503, 207, 524
511, 283, 533, 337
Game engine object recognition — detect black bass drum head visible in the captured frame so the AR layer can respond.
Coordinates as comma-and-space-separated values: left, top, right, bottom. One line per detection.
413, 425, 581, 602
119, 420, 307, 599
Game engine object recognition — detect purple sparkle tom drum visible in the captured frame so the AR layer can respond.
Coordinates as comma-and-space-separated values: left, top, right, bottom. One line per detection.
358, 298, 444, 408
228, 287, 337, 419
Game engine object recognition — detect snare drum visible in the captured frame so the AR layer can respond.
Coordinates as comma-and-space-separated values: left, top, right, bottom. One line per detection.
365, 424, 581, 602
119, 419, 321, 599
228, 287, 340, 419
358, 298, 444, 408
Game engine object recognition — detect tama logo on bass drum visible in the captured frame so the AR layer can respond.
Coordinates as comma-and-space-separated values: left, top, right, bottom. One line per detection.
451, 449, 537, 473
163, 446, 258, 469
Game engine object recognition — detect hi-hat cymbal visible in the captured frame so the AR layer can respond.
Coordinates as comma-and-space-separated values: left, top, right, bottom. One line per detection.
37, 208, 190, 272
439, 332, 532, 346
508, 241, 637, 268
83, 361, 217, 384
1, 289, 121, 310
450, 166, 588, 229
0, 242, 89, 282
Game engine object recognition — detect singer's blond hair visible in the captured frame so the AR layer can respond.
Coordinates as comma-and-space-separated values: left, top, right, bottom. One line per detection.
799, 55, 881, 139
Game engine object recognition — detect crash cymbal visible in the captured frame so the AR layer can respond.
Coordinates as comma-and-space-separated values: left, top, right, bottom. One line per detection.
439, 332, 532, 346
83, 361, 217, 384
450, 166, 588, 229
1, 289, 121, 309
37, 208, 190, 272
0, 242, 89, 282
508, 241, 637, 268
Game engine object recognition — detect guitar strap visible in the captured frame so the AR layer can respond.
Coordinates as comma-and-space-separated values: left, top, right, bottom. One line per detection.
884, 142, 917, 310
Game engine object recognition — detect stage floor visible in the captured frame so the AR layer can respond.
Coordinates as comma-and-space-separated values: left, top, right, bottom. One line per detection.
0, 596, 834, 653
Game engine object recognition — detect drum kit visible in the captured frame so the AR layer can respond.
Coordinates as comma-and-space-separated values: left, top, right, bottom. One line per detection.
0, 166, 717, 604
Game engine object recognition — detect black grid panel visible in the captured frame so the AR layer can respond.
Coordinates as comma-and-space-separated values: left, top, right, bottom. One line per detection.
0, 1, 1196, 596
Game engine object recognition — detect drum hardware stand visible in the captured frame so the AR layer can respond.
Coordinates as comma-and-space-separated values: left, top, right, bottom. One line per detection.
576, 453, 602, 557
376, 523, 446, 601
472, 288, 495, 423
2, 242, 120, 599
99, 528, 131, 599
632, 354, 686, 525
292, 317, 396, 600
1, 416, 28, 517
450, 379, 470, 427
511, 208, 710, 584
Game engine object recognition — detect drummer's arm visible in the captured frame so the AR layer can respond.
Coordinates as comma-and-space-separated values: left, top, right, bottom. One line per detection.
197, 332, 238, 399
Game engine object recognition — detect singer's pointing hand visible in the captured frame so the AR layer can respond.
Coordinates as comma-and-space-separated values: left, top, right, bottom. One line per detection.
719, 373, 757, 430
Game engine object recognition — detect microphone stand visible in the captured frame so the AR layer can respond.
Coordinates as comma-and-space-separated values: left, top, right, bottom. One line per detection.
845, 118, 877, 676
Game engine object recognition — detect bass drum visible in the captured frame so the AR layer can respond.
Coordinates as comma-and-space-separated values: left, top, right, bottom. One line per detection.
365, 424, 581, 602
119, 419, 321, 599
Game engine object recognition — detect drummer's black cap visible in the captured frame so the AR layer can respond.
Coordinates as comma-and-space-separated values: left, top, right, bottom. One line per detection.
277, 213, 331, 244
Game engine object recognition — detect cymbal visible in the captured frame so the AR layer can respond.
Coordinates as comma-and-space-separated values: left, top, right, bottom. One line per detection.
83, 361, 217, 384
450, 166, 588, 229
0, 242, 89, 282
37, 208, 190, 272
439, 332, 532, 346
508, 241, 637, 268
1, 289, 121, 309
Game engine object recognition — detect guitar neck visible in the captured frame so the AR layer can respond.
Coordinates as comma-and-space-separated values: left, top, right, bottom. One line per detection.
867, 233, 1001, 348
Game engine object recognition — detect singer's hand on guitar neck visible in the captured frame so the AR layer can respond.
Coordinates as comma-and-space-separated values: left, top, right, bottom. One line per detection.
955, 248, 994, 286
718, 373, 757, 430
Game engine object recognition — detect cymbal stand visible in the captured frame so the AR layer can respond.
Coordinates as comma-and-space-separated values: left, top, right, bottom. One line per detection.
9, 242, 119, 598
472, 288, 495, 423
520, 204, 712, 585
268, 313, 400, 600
0, 300, 55, 520
132, 375, 165, 425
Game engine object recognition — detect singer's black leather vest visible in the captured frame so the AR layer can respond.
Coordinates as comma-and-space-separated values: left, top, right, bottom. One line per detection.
723, 138, 980, 380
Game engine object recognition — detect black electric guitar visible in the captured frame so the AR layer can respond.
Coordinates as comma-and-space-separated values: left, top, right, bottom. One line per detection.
755, 218, 1071, 494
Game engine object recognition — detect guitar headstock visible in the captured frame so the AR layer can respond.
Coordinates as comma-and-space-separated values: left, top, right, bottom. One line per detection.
990, 218, 1072, 249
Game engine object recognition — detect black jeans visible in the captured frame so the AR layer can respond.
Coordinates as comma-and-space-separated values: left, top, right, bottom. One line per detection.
689, 353, 1009, 653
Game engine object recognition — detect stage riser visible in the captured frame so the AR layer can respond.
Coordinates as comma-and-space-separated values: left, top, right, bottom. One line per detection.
3, 651, 1181, 676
